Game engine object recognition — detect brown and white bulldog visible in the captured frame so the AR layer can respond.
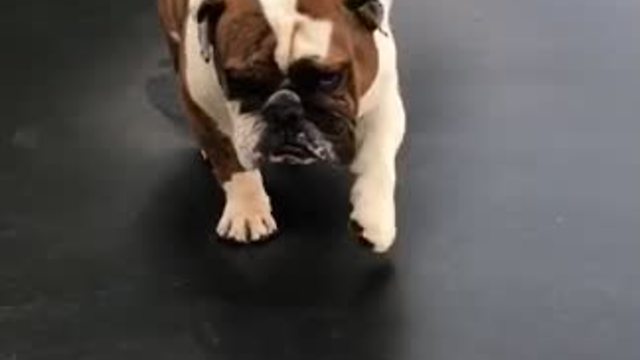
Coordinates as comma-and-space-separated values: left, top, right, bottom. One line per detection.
158, 0, 406, 252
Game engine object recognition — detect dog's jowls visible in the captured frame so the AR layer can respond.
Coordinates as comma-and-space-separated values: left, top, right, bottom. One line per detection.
158, 0, 405, 252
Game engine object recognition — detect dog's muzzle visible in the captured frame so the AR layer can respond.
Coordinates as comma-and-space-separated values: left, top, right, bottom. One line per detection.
261, 89, 336, 165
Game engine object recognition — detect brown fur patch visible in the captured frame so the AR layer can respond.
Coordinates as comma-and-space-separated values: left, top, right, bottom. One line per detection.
158, 0, 245, 182
157, 0, 189, 70
157, 0, 189, 35
179, 80, 243, 182
215, 3, 280, 84
295, 0, 379, 100
159, 0, 378, 101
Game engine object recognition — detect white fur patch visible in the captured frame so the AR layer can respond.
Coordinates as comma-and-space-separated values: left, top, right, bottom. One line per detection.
257, 0, 333, 70
226, 102, 266, 169
350, 82, 405, 252
184, 0, 233, 136
169, 30, 181, 42
217, 170, 277, 242
351, 53, 405, 252
350, 11, 406, 252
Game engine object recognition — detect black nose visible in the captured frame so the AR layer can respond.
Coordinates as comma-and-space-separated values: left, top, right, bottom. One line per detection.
263, 89, 303, 126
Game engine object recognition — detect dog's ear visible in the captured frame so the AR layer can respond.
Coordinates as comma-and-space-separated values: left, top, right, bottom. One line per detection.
345, 0, 385, 33
196, 0, 225, 63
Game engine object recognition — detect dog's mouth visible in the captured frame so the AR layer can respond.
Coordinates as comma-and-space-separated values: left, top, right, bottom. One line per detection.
269, 153, 317, 165
268, 136, 335, 165
269, 141, 317, 164
262, 122, 337, 165
269, 146, 332, 165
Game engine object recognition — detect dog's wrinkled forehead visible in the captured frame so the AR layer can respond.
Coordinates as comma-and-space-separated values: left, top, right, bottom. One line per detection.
206, 0, 380, 102
257, 0, 334, 70
216, 0, 347, 70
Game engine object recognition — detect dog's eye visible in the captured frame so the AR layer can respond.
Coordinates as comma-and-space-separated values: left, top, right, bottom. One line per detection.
316, 72, 344, 92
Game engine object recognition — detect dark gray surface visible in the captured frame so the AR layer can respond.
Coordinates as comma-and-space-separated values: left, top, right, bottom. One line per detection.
1, 0, 639, 359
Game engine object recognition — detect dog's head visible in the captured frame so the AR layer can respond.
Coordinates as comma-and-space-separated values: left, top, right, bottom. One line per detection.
196, 0, 384, 166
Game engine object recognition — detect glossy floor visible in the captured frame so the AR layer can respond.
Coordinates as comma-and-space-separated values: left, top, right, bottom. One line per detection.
1, 1, 639, 359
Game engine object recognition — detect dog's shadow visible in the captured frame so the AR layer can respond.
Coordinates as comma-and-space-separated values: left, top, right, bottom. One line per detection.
145, 59, 188, 133
141, 64, 406, 359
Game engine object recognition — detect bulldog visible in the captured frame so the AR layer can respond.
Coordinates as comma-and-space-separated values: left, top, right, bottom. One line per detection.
158, 0, 406, 252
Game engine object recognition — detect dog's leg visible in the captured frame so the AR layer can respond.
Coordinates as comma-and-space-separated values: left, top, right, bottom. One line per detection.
350, 80, 406, 253
179, 83, 277, 243
216, 170, 277, 242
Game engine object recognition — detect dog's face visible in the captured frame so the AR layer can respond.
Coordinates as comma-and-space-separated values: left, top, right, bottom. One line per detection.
197, 0, 382, 166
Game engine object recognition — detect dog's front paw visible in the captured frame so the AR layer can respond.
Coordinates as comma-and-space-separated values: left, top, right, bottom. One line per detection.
350, 212, 396, 253
216, 196, 278, 242
216, 171, 278, 243
350, 177, 396, 253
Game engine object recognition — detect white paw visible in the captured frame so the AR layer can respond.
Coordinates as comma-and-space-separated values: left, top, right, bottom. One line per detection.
216, 171, 278, 243
350, 176, 397, 253
216, 200, 277, 242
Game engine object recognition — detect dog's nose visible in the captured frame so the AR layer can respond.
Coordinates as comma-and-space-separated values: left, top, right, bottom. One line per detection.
263, 89, 303, 126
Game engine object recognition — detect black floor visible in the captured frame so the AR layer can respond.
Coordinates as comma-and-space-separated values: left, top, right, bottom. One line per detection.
1, 1, 639, 359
